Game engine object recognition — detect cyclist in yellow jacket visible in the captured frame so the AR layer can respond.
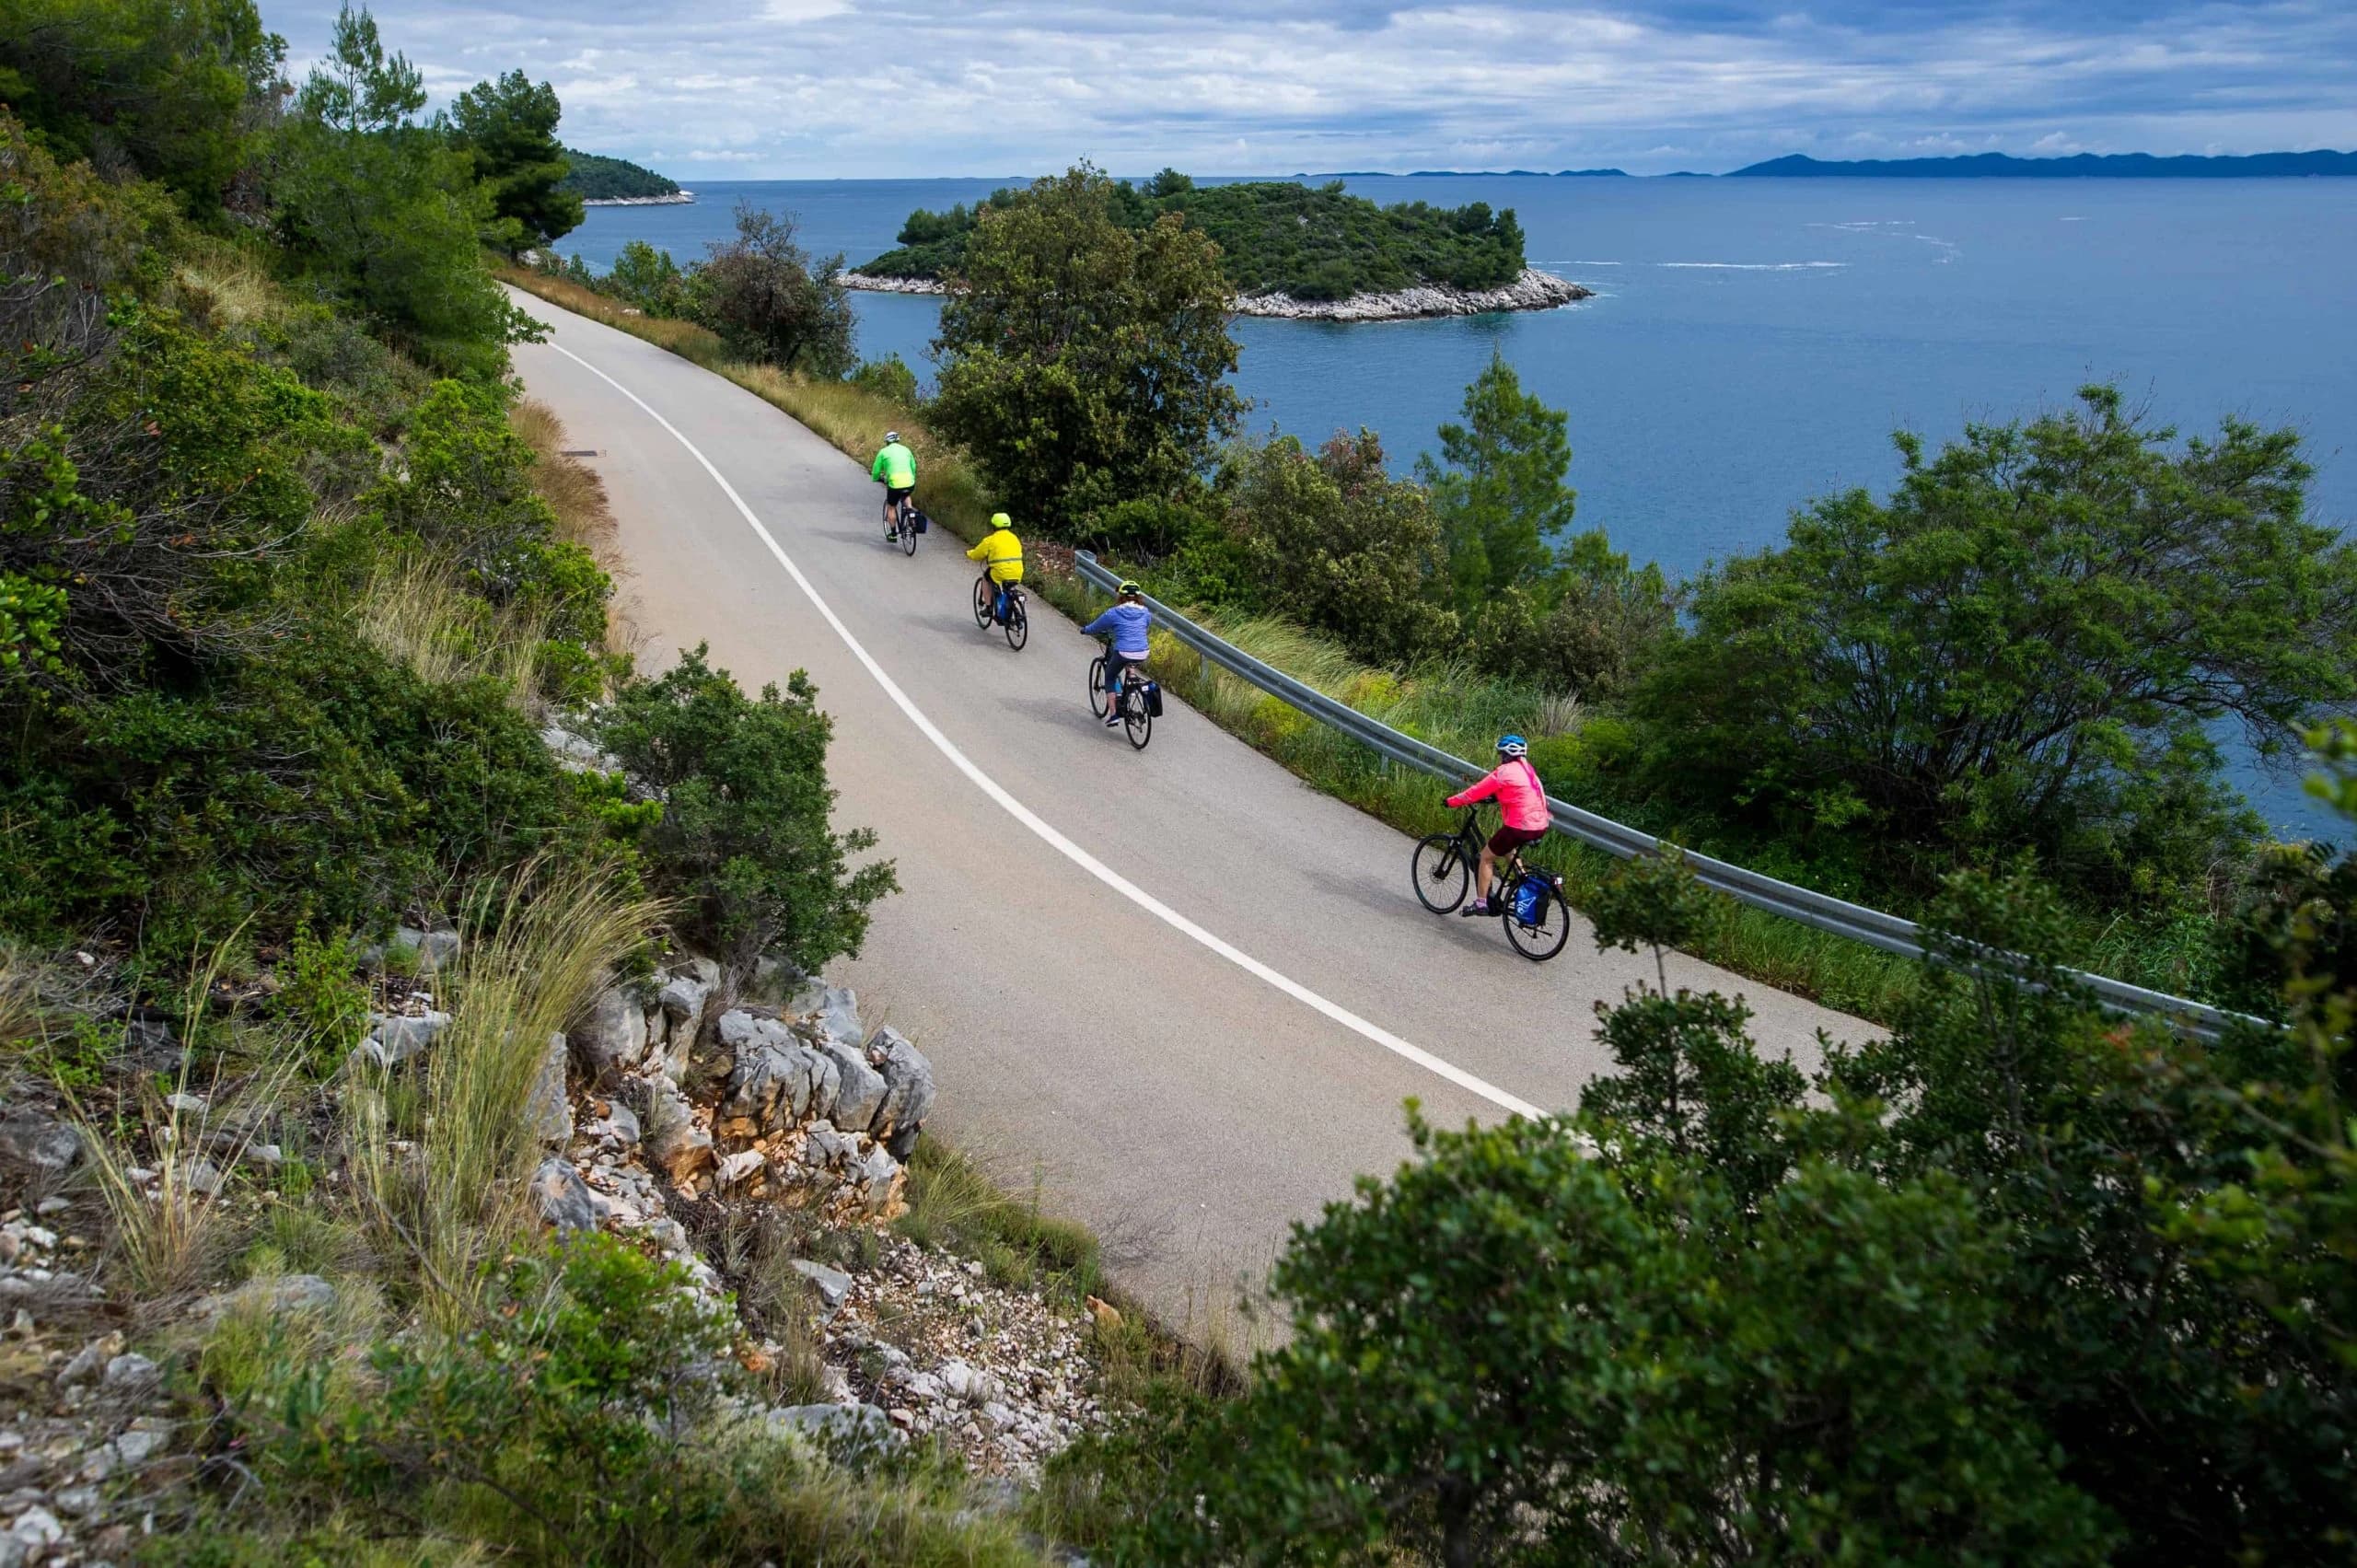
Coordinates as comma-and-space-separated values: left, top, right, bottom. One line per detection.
966, 512, 1024, 623
869, 431, 917, 540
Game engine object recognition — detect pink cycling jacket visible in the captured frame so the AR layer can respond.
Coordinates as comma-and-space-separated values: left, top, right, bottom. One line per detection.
1448, 760, 1550, 832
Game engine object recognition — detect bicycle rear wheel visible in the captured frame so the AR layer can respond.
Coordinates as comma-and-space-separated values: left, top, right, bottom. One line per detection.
1004, 596, 1028, 650
1502, 876, 1573, 961
899, 508, 917, 556
1411, 835, 1469, 913
972, 576, 993, 629
1122, 687, 1152, 749
1088, 656, 1108, 716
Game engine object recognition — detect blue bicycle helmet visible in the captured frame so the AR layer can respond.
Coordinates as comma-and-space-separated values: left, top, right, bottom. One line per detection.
1496, 735, 1527, 758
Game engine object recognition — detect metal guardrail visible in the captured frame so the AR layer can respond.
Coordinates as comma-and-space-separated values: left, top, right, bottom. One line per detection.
1074, 552, 2262, 1042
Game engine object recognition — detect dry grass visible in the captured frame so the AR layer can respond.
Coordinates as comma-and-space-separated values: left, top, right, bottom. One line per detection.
510, 399, 620, 561
72, 947, 302, 1304
354, 553, 548, 702
499, 269, 727, 362
0, 945, 37, 1052
351, 860, 664, 1325
172, 237, 279, 330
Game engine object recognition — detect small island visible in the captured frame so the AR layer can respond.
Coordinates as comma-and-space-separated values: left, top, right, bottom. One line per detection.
852, 171, 1587, 321
560, 148, 694, 205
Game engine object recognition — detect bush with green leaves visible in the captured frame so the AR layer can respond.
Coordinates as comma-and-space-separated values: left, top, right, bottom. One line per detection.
595, 645, 896, 990
366, 378, 611, 647
606, 238, 691, 317
848, 353, 920, 406
688, 202, 854, 376
1065, 748, 2357, 1564
1212, 429, 1456, 667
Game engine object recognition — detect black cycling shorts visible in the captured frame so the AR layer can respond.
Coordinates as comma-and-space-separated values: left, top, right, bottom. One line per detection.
885, 485, 913, 507
1489, 824, 1547, 856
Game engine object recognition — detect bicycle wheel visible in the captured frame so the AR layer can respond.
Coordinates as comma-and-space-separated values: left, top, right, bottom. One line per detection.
971, 576, 993, 629
1502, 876, 1573, 962
899, 509, 917, 556
1087, 656, 1108, 716
1123, 686, 1152, 749
1411, 835, 1469, 913
1004, 596, 1028, 650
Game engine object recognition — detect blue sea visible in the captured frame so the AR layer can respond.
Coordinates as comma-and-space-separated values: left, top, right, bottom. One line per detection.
552, 176, 2357, 840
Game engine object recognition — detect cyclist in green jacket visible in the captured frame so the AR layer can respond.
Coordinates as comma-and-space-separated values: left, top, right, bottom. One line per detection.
870, 432, 917, 540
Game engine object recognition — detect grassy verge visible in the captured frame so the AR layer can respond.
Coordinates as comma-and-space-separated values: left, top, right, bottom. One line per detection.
500, 266, 1918, 1025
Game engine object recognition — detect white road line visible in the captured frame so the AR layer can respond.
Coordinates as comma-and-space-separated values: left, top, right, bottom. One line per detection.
542, 335, 1547, 1122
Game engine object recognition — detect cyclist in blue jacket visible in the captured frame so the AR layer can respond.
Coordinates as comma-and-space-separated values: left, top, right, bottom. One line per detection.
1083, 582, 1153, 729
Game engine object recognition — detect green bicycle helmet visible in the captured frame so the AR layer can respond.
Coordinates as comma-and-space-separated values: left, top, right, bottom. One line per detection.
1119, 579, 1143, 597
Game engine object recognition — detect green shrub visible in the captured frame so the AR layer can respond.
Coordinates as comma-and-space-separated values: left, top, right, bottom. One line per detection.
689, 203, 855, 377
0, 627, 614, 958
595, 645, 896, 988
849, 353, 919, 406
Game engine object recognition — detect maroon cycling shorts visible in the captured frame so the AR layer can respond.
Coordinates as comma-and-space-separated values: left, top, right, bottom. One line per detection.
1489, 824, 1547, 856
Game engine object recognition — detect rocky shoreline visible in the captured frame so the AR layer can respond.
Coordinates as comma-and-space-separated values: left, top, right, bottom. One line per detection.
581, 192, 694, 207
843, 265, 1591, 321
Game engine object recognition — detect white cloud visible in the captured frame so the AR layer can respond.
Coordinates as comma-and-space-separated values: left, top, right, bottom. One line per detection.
261, 0, 2357, 176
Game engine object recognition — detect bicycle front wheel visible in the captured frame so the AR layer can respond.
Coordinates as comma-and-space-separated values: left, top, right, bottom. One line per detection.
972, 576, 993, 629
1123, 688, 1152, 749
1503, 877, 1573, 961
1004, 597, 1028, 650
1411, 835, 1469, 913
1088, 656, 1108, 716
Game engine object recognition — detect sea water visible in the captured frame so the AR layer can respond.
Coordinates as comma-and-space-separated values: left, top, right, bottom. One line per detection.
554, 176, 2357, 838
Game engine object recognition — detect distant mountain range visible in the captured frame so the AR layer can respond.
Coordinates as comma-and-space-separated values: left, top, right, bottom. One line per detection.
1298, 150, 2354, 180
1727, 150, 2357, 179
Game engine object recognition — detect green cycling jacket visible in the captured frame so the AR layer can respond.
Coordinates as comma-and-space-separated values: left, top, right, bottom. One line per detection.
870, 441, 917, 489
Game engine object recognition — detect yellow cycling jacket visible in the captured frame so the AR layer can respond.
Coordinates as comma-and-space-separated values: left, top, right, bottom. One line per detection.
967, 528, 1024, 583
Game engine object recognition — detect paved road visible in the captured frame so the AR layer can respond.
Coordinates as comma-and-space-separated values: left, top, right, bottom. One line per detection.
505, 290, 1873, 1323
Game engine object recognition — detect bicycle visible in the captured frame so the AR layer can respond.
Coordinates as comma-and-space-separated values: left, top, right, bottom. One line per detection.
1411, 807, 1572, 960
971, 575, 1028, 650
1087, 639, 1157, 749
888, 494, 919, 556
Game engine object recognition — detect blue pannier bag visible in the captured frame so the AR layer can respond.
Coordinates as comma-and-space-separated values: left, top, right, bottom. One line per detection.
1143, 680, 1163, 717
1512, 876, 1545, 924
912, 509, 929, 534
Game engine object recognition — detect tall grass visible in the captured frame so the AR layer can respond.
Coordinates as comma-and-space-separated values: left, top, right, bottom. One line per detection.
73, 943, 302, 1302
510, 398, 621, 561
351, 859, 664, 1324
354, 553, 549, 699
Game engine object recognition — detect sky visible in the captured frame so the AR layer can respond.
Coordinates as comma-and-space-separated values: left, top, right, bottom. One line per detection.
272, 0, 2357, 179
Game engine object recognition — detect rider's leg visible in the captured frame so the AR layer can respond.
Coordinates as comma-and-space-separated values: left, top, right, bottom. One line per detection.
1473, 843, 1497, 909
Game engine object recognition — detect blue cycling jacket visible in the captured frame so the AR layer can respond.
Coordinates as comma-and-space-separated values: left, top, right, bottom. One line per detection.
1083, 602, 1152, 658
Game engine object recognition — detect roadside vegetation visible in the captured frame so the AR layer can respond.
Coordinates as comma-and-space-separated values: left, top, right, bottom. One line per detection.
1044, 753, 2357, 1560
0, 5, 1102, 1562
858, 165, 1529, 300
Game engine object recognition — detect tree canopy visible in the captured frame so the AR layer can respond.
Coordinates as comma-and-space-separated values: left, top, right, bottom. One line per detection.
443, 68, 583, 252
929, 164, 1246, 530
0, 0, 285, 217
1636, 385, 2357, 902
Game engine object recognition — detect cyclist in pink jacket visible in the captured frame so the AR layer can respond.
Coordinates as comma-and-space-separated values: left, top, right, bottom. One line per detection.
1446, 736, 1548, 916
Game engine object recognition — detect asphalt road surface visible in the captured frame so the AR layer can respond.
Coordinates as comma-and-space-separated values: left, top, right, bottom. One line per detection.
505, 288, 1875, 1323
